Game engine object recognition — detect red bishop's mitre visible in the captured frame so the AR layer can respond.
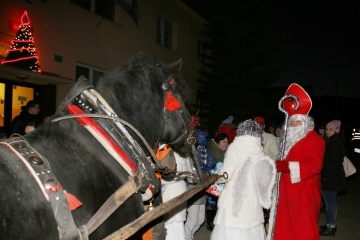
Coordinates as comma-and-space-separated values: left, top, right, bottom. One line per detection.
283, 83, 312, 116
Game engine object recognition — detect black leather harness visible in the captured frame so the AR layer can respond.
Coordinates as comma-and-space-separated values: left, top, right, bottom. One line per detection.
2, 76, 198, 239
0, 137, 88, 240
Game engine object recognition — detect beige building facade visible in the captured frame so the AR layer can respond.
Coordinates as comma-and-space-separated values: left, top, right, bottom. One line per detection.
0, 0, 206, 133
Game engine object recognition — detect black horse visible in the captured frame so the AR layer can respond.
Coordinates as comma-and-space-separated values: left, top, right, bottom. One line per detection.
0, 54, 193, 239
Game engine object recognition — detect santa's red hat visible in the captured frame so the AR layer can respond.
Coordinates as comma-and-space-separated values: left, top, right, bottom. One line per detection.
283, 83, 312, 116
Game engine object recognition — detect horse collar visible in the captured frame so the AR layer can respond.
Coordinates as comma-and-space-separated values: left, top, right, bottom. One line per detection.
67, 88, 158, 197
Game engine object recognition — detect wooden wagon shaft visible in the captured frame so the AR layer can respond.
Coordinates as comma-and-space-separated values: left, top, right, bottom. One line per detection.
103, 173, 224, 240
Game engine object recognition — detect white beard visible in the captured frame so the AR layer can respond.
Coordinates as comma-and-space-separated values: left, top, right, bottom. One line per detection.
282, 116, 314, 158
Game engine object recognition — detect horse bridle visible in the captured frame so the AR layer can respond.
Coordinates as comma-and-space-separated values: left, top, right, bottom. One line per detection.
161, 79, 203, 183
161, 78, 195, 146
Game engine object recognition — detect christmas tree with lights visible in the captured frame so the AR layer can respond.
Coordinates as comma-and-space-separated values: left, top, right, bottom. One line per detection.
1, 11, 41, 73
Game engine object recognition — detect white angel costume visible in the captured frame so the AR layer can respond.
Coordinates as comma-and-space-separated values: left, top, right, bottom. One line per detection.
211, 120, 276, 240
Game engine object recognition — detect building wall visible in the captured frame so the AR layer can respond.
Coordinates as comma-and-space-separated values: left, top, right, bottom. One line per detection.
0, 0, 206, 111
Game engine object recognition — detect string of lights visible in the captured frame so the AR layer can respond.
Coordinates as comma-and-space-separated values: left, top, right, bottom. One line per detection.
1, 11, 41, 73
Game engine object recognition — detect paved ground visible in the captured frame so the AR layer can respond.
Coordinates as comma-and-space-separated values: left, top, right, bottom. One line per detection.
194, 150, 360, 240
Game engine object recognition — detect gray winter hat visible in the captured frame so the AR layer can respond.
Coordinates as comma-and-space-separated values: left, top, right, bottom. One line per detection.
236, 119, 262, 139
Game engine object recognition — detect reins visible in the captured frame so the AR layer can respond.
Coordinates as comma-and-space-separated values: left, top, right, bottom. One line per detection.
52, 113, 201, 183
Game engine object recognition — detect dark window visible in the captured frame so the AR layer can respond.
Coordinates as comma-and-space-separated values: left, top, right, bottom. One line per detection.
75, 65, 90, 81
198, 40, 212, 64
156, 15, 173, 49
75, 63, 107, 86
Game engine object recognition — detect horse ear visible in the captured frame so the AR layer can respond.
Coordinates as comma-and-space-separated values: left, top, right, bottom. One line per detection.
166, 58, 182, 75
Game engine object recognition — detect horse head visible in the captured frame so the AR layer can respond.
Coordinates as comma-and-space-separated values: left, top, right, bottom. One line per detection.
96, 53, 193, 157
158, 58, 196, 156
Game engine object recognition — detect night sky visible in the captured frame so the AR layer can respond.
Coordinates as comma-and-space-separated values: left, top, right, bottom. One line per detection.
264, 1, 360, 98
184, 1, 360, 98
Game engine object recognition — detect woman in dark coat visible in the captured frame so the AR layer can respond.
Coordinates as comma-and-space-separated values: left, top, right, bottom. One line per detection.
207, 133, 229, 164
319, 120, 346, 236
206, 133, 229, 231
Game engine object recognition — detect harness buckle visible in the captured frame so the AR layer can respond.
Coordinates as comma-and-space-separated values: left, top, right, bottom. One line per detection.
45, 179, 63, 194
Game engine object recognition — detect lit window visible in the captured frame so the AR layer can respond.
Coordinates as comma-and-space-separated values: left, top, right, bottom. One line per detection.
157, 15, 173, 49
71, 0, 115, 22
75, 63, 107, 87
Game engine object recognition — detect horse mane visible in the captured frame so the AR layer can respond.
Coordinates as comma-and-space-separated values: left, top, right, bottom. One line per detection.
96, 53, 192, 145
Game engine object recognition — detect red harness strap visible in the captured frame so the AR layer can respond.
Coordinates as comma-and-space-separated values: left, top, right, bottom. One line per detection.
67, 104, 137, 175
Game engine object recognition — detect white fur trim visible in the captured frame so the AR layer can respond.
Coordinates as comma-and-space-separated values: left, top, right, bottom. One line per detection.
289, 161, 301, 183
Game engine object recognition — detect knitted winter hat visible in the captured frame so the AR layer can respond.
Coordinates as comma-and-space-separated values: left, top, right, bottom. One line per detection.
326, 120, 341, 133
236, 119, 262, 138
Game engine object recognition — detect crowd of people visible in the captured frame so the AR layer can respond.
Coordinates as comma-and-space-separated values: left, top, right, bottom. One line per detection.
2, 83, 349, 240
153, 83, 348, 240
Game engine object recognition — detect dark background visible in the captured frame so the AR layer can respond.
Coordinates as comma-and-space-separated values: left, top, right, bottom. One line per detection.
182, 0, 360, 135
